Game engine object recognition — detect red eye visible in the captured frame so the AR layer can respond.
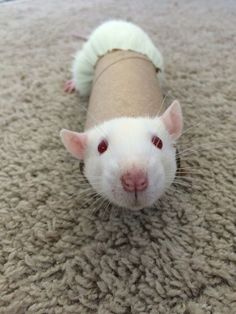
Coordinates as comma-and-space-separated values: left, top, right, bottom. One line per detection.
151, 135, 163, 149
98, 139, 108, 154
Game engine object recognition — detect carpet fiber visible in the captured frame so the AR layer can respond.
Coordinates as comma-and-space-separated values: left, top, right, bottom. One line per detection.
0, 0, 235, 313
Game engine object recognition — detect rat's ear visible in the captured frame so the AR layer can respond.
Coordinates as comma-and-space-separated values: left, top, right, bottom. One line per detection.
60, 129, 87, 160
160, 100, 183, 140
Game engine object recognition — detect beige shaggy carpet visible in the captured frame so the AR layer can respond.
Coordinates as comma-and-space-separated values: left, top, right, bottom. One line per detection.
0, 0, 235, 313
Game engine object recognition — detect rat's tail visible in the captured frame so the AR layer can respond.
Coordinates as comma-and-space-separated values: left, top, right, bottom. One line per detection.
72, 20, 164, 96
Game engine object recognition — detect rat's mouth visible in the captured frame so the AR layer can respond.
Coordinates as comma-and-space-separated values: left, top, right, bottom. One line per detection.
131, 190, 145, 209
111, 188, 154, 210
128, 203, 146, 210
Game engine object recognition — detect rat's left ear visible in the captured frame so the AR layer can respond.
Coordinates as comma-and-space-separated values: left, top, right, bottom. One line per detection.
160, 100, 183, 140
60, 129, 87, 160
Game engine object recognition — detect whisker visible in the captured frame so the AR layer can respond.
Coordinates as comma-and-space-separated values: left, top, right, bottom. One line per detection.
174, 175, 206, 180
77, 102, 107, 138
180, 121, 201, 136
176, 142, 226, 157
90, 196, 105, 214
175, 166, 204, 171
91, 196, 104, 213
172, 181, 197, 189
102, 201, 111, 219
173, 178, 205, 185
164, 186, 185, 194
156, 94, 168, 116
165, 169, 206, 176
174, 172, 205, 177
78, 189, 101, 199
172, 181, 194, 188
96, 198, 110, 219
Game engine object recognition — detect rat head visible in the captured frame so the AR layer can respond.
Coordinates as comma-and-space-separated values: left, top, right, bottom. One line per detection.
60, 100, 183, 210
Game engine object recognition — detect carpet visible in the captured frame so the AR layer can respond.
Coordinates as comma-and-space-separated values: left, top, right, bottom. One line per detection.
0, 0, 235, 313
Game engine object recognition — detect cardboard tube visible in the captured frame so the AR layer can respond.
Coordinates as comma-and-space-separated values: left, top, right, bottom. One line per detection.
85, 50, 163, 130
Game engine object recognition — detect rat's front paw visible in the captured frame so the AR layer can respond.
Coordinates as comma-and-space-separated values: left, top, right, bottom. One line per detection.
64, 80, 76, 93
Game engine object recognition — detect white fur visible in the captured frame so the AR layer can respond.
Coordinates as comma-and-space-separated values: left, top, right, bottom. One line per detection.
84, 117, 176, 210
60, 101, 183, 210
72, 20, 164, 96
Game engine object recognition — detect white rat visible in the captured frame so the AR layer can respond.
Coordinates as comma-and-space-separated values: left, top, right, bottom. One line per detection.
60, 20, 183, 210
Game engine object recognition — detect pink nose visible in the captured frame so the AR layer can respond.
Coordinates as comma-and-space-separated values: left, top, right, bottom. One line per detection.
121, 169, 148, 192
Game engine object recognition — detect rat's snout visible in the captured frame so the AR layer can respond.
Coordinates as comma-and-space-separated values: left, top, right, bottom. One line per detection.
121, 168, 148, 192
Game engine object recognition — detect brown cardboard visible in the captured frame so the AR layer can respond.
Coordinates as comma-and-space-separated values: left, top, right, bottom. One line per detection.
85, 50, 163, 130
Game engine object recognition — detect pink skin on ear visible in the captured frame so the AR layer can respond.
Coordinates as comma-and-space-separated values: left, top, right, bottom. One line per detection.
60, 129, 87, 160
160, 100, 183, 140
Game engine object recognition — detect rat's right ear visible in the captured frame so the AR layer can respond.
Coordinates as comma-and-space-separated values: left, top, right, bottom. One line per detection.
160, 100, 183, 140
60, 129, 87, 160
